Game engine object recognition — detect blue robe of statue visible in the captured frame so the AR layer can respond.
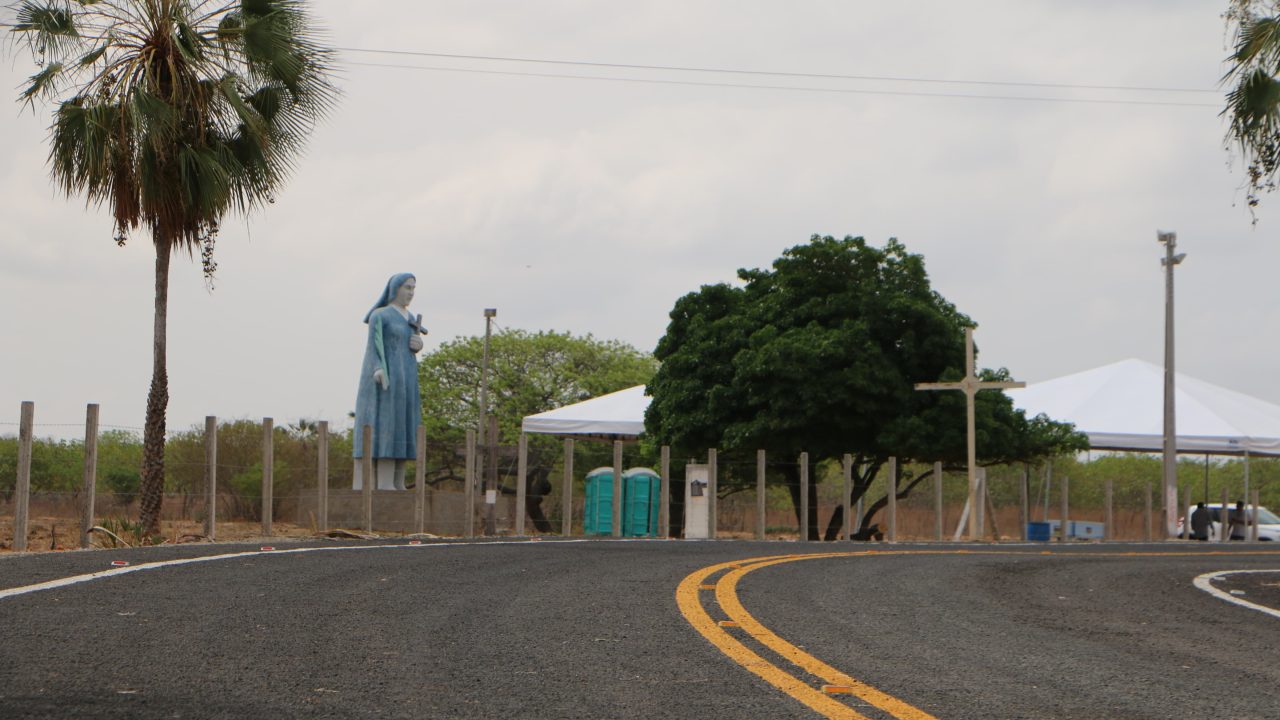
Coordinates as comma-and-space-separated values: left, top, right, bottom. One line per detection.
353, 274, 421, 460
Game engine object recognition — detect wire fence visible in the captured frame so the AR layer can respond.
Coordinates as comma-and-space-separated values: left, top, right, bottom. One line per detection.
3, 405, 1274, 550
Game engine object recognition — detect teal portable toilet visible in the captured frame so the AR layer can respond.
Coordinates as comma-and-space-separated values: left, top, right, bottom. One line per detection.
622, 468, 661, 537
583, 467, 615, 536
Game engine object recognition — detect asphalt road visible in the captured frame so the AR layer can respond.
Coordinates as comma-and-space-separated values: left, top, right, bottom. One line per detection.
1, 539, 1278, 719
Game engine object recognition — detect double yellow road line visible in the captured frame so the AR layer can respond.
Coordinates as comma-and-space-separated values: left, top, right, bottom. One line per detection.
675, 552, 937, 720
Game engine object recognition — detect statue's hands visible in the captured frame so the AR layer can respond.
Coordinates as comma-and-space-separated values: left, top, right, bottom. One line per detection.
409, 335, 423, 353
373, 368, 390, 391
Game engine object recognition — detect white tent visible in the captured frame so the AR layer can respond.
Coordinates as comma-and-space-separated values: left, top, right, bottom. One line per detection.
521, 385, 650, 440
1007, 358, 1280, 456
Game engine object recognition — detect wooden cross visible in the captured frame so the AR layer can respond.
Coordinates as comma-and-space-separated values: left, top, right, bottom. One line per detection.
915, 328, 1024, 541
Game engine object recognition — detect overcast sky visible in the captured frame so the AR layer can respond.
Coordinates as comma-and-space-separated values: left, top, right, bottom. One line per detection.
2, 0, 1276, 439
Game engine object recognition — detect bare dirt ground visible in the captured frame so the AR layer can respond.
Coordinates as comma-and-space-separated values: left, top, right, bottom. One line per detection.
0, 517, 442, 554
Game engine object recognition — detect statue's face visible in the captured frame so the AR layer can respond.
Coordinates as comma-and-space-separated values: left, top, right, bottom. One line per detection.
394, 277, 416, 308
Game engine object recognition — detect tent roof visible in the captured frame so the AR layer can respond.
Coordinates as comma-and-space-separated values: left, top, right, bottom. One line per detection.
1007, 358, 1280, 456
521, 385, 649, 440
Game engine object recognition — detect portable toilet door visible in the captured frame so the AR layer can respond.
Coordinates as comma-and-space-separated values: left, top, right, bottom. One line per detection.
622, 468, 661, 537
583, 467, 614, 536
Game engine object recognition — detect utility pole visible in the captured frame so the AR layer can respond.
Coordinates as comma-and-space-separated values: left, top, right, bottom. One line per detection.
1159, 231, 1185, 538
480, 308, 497, 535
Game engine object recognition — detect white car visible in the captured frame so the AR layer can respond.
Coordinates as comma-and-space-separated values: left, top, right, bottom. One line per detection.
1174, 503, 1280, 541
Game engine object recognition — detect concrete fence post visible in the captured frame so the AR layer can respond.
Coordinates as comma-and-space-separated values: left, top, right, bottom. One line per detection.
708, 448, 718, 539
1220, 486, 1230, 543
516, 433, 528, 536
758, 449, 768, 541
415, 425, 426, 535
14, 401, 34, 552
317, 421, 329, 533
1018, 466, 1029, 542
1104, 479, 1114, 542
887, 456, 898, 543
465, 429, 476, 539
937, 462, 946, 542
1251, 489, 1261, 542
362, 425, 374, 534
799, 452, 809, 542
612, 441, 623, 538
80, 403, 99, 549
561, 438, 574, 536
1177, 481, 1187, 538
842, 454, 852, 542
262, 417, 274, 537
204, 416, 217, 540
1060, 475, 1070, 543
1144, 481, 1153, 542
660, 445, 671, 539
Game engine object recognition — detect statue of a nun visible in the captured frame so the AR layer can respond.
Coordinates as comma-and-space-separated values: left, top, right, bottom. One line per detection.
353, 273, 425, 490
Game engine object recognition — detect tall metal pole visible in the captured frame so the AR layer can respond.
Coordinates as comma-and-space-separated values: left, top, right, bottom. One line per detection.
1159, 231, 1184, 537
479, 308, 497, 535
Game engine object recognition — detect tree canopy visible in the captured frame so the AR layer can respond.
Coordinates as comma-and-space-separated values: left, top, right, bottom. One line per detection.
645, 235, 1086, 536
418, 328, 657, 455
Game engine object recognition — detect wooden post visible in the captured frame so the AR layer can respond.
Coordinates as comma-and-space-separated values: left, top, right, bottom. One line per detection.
204, 416, 217, 540
14, 401, 34, 552
1060, 475, 1070, 542
1104, 479, 1114, 542
799, 452, 809, 542
1018, 466, 1029, 542
612, 440, 623, 538
708, 448, 718, 539
317, 421, 329, 533
887, 456, 897, 543
516, 433, 528, 536
80, 403, 99, 549
936, 461, 946, 542
414, 425, 426, 535
841, 454, 852, 542
261, 417, 274, 537
757, 450, 768, 540
464, 429, 476, 538
1220, 486, 1230, 543
362, 425, 374, 534
660, 445, 671, 539
561, 438, 574, 536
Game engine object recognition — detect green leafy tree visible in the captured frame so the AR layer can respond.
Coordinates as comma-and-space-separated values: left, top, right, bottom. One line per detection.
418, 329, 657, 528
1225, 1, 1280, 215
7, 0, 337, 534
645, 235, 1086, 539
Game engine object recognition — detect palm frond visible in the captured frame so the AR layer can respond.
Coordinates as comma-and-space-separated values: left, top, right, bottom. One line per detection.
18, 61, 64, 106
12, 0, 83, 57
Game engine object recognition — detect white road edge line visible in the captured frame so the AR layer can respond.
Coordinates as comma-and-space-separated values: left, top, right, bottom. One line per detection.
0, 538, 626, 602
1192, 569, 1280, 620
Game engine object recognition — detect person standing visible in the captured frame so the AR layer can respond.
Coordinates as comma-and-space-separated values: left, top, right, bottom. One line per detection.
1189, 502, 1213, 541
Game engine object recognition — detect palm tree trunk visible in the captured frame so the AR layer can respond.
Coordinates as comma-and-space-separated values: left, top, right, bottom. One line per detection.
138, 240, 172, 537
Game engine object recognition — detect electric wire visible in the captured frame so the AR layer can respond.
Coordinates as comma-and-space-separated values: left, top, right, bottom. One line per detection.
343, 60, 1220, 109
336, 46, 1218, 95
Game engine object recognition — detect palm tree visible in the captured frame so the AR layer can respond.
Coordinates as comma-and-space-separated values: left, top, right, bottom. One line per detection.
7, 0, 337, 535
1225, 1, 1280, 215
